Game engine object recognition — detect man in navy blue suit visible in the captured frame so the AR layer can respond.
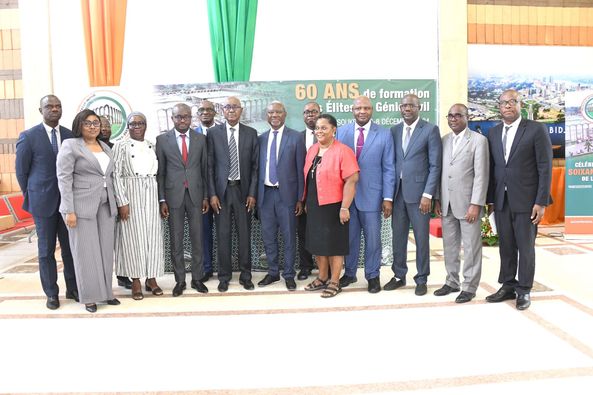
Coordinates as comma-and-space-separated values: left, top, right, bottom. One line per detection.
337, 96, 395, 293
15, 95, 78, 309
257, 101, 306, 290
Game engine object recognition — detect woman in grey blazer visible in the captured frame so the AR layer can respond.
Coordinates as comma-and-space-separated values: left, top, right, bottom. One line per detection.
57, 109, 119, 313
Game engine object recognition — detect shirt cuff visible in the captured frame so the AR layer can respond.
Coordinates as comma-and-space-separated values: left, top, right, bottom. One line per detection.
422, 193, 432, 199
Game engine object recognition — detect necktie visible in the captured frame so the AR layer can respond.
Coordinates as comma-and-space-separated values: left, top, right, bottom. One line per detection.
51, 128, 58, 155
180, 133, 188, 165
269, 130, 278, 184
452, 134, 460, 157
356, 127, 364, 159
403, 126, 411, 153
229, 127, 239, 180
502, 125, 511, 159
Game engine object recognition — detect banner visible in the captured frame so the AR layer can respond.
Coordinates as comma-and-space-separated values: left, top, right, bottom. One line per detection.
565, 90, 593, 239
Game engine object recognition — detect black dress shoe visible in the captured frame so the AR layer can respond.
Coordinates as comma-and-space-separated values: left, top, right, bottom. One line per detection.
297, 268, 312, 280
85, 303, 97, 313
415, 283, 428, 296
172, 282, 186, 297
367, 277, 381, 293
46, 296, 60, 310
191, 280, 209, 293
258, 274, 280, 287
383, 277, 406, 291
285, 278, 297, 291
433, 284, 460, 296
106, 298, 121, 305
485, 287, 516, 303
199, 271, 213, 283
339, 275, 357, 288
218, 281, 229, 292
117, 276, 133, 289
455, 291, 475, 303
65, 289, 79, 302
516, 294, 531, 310
239, 279, 255, 290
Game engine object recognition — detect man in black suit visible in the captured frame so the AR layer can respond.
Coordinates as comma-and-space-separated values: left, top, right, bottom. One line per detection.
15, 95, 78, 309
156, 103, 210, 296
296, 101, 320, 280
485, 89, 553, 310
207, 96, 259, 292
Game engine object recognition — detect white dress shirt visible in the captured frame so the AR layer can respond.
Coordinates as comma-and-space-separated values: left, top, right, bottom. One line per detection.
265, 125, 284, 186
226, 122, 241, 180
43, 123, 62, 149
502, 116, 522, 163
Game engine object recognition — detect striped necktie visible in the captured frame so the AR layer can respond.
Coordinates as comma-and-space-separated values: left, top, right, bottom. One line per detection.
229, 127, 239, 180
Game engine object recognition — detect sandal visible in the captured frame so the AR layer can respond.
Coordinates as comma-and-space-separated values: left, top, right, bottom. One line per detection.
145, 278, 163, 296
132, 279, 144, 300
321, 281, 341, 298
304, 277, 328, 291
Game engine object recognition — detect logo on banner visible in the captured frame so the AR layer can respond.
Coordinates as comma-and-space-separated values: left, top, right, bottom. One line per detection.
79, 90, 132, 142
581, 94, 593, 123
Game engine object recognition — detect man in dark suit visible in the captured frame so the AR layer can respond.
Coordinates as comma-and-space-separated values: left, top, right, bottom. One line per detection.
485, 89, 552, 310
385, 94, 442, 296
337, 96, 395, 293
207, 96, 259, 292
15, 94, 78, 309
296, 101, 320, 280
257, 101, 306, 290
194, 100, 221, 283
156, 103, 209, 296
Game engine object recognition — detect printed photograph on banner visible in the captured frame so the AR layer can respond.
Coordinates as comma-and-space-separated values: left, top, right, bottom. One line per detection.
153, 80, 437, 135
467, 45, 593, 159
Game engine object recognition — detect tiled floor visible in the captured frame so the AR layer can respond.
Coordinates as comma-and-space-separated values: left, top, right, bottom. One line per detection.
1, 224, 593, 394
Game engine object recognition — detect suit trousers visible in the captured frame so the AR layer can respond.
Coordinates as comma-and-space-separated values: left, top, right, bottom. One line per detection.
202, 210, 214, 273
168, 189, 204, 283
494, 193, 537, 295
68, 188, 115, 304
391, 184, 431, 284
260, 187, 297, 279
296, 211, 314, 271
344, 207, 382, 280
441, 208, 482, 293
215, 184, 252, 283
34, 212, 77, 297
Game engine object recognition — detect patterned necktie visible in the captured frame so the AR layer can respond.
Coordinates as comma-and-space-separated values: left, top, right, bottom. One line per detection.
229, 127, 239, 180
180, 133, 188, 165
502, 125, 511, 159
356, 127, 364, 159
403, 126, 411, 153
269, 130, 278, 184
51, 128, 58, 155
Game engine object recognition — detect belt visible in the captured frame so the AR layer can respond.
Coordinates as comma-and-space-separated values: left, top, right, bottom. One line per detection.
265, 185, 279, 189
228, 180, 241, 186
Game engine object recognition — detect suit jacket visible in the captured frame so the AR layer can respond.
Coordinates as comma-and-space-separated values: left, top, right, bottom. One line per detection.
156, 129, 208, 209
301, 128, 317, 149
15, 123, 73, 217
207, 123, 259, 201
337, 121, 395, 212
391, 119, 442, 203
56, 138, 117, 219
439, 129, 489, 218
486, 119, 553, 212
257, 127, 306, 209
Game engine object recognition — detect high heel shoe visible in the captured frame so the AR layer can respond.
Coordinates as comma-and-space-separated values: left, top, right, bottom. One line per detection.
145, 278, 163, 296
85, 303, 97, 313
132, 279, 144, 300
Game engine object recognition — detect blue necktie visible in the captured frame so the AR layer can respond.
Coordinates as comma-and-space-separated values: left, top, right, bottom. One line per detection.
269, 130, 278, 185
51, 128, 58, 155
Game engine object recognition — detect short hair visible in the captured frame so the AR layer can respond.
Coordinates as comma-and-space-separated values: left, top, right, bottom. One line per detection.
71, 109, 99, 139
267, 100, 286, 112
318, 113, 337, 128
126, 111, 147, 124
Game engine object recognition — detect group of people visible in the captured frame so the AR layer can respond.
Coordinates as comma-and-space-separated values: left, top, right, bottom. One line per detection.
15, 88, 553, 312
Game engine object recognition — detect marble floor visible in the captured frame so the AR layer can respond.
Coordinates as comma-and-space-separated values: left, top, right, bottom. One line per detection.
1, 224, 593, 394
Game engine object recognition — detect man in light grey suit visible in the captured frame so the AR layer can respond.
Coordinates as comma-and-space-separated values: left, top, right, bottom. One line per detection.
434, 104, 489, 303
385, 94, 442, 296
156, 103, 210, 297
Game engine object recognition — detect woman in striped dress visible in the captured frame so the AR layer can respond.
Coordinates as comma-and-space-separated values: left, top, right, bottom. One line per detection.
113, 112, 164, 300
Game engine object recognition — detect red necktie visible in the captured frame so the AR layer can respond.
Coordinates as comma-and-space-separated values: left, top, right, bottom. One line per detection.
356, 127, 364, 159
181, 134, 188, 165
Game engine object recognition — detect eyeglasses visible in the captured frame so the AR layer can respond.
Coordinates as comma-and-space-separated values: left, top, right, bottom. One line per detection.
82, 120, 101, 128
128, 122, 146, 129
223, 105, 242, 111
499, 99, 519, 107
173, 115, 192, 121
198, 108, 215, 114
446, 113, 466, 120
400, 103, 419, 109
303, 110, 320, 116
